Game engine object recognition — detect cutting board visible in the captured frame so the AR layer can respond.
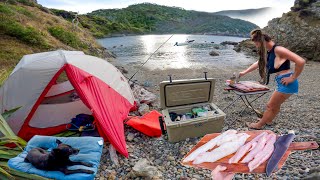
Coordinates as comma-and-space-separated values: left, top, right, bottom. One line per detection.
181, 130, 319, 173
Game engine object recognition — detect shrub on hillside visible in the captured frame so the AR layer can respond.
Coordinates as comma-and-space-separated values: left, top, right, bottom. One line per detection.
48, 26, 88, 49
0, 18, 46, 46
11, 5, 35, 18
0, 4, 14, 15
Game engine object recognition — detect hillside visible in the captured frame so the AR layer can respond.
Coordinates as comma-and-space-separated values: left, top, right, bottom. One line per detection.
0, 0, 113, 84
83, 3, 258, 37
213, 7, 273, 27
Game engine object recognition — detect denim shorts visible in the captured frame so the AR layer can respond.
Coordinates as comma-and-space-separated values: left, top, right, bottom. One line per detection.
275, 72, 298, 94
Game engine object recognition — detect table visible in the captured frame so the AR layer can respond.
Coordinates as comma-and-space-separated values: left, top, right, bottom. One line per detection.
223, 87, 272, 122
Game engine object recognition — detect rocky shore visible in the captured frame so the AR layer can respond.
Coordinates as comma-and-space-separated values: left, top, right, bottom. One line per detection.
94, 58, 320, 179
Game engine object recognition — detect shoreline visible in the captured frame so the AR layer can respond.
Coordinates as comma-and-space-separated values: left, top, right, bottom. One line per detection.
100, 33, 250, 39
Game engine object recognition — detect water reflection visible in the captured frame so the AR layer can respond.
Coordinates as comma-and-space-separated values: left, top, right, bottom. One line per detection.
97, 34, 255, 70
141, 35, 156, 54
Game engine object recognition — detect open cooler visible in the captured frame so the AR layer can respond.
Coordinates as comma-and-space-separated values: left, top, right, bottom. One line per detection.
160, 78, 226, 142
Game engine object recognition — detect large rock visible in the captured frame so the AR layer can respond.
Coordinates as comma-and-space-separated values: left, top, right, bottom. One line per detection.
234, 40, 258, 57
128, 159, 162, 179
209, 50, 219, 56
264, 0, 320, 61
291, 0, 320, 18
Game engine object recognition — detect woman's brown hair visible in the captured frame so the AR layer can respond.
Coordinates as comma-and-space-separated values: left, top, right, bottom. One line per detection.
250, 29, 272, 84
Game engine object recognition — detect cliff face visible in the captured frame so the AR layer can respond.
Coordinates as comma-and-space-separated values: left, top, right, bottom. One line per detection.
236, 0, 320, 61
264, 0, 320, 61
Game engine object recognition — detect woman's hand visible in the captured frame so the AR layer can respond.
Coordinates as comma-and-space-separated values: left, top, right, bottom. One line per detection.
281, 75, 295, 86
211, 165, 235, 180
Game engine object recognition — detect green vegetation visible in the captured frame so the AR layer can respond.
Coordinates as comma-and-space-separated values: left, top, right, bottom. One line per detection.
0, 18, 46, 46
11, 5, 35, 18
0, 4, 14, 15
50, 3, 258, 37
48, 26, 87, 49
85, 3, 258, 37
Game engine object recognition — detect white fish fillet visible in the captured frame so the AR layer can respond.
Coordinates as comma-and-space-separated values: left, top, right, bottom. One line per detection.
248, 134, 277, 172
241, 133, 268, 163
228, 132, 268, 164
216, 133, 239, 146
249, 141, 258, 151
182, 130, 237, 163
193, 133, 250, 164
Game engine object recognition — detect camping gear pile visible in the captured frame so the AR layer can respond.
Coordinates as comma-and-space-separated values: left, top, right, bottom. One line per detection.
67, 114, 95, 132
125, 81, 163, 137
129, 81, 157, 115
160, 78, 226, 142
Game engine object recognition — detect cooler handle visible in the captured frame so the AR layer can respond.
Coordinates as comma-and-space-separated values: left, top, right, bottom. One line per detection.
204, 72, 208, 80
168, 75, 173, 83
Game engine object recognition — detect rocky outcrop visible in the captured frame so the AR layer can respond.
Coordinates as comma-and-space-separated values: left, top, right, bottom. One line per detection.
234, 40, 258, 57
264, 0, 320, 61
236, 0, 320, 61
291, 0, 320, 18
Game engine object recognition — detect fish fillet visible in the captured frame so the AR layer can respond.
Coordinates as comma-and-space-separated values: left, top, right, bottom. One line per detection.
241, 133, 268, 163
228, 132, 268, 164
182, 130, 237, 163
249, 141, 258, 151
248, 134, 277, 172
193, 133, 250, 164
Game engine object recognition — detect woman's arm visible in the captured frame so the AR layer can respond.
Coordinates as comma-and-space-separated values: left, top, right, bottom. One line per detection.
275, 47, 306, 85
239, 61, 259, 77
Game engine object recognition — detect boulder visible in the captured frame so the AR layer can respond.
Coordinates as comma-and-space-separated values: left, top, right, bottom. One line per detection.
128, 159, 162, 179
209, 50, 219, 56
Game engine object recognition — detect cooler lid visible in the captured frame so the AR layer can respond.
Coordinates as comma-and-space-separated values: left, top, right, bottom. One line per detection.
160, 78, 215, 109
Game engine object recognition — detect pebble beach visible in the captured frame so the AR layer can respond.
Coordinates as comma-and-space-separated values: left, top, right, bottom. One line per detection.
95, 58, 320, 180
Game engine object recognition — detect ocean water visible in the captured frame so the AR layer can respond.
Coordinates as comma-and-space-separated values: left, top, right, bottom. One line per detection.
98, 34, 256, 70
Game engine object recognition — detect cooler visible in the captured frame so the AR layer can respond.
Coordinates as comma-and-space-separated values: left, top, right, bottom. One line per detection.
160, 77, 225, 142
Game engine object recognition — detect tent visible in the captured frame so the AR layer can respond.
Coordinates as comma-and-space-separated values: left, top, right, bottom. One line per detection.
0, 50, 135, 157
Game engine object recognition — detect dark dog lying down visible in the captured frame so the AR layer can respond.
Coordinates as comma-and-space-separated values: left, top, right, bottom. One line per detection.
24, 139, 94, 175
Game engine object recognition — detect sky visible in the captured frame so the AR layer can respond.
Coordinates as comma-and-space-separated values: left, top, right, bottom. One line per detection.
37, 0, 295, 27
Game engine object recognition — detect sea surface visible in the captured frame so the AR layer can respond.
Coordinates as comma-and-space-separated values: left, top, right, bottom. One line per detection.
97, 34, 256, 70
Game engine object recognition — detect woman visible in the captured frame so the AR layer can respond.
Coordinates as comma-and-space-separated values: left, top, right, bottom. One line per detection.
239, 29, 305, 129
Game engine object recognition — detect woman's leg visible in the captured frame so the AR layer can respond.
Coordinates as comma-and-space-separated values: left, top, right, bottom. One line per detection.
247, 91, 291, 129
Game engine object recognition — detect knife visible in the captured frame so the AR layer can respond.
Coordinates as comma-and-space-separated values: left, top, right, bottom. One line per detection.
266, 130, 295, 176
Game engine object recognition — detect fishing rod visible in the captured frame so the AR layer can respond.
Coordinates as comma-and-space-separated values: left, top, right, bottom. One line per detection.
128, 34, 174, 81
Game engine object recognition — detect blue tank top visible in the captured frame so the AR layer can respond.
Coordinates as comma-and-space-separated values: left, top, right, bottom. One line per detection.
266, 45, 290, 84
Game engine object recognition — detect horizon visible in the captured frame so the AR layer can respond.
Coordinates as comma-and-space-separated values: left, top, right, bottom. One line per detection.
37, 0, 295, 27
